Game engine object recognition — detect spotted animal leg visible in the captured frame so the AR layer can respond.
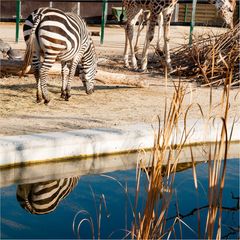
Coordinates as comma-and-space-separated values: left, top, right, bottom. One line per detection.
163, 10, 173, 71
141, 15, 157, 72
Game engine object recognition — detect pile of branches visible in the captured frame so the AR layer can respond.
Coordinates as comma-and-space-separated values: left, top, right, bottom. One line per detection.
170, 23, 239, 87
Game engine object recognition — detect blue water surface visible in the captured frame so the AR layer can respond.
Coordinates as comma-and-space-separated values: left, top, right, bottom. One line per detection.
1, 158, 239, 239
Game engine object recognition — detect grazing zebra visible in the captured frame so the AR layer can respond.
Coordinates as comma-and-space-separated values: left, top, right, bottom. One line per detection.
16, 177, 79, 215
22, 7, 97, 104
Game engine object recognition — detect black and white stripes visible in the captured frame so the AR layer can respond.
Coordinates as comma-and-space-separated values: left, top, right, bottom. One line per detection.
16, 177, 79, 214
22, 7, 97, 104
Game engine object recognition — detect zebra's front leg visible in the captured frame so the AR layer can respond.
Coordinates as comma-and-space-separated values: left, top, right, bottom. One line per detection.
61, 62, 69, 99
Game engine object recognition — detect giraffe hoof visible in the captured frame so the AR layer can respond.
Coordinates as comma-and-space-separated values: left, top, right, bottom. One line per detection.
156, 49, 164, 56
60, 92, 66, 99
44, 99, 50, 105
65, 94, 71, 101
36, 98, 42, 103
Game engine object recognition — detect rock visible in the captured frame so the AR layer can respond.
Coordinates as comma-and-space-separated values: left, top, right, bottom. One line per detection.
7, 48, 23, 60
0, 39, 11, 53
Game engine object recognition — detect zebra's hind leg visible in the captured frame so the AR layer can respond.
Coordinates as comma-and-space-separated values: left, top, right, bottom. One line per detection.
40, 55, 58, 104
40, 68, 50, 104
65, 56, 81, 101
61, 62, 69, 99
32, 54, 42, 103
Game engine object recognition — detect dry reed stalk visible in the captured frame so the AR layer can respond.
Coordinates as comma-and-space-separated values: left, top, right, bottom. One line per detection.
132, 81, 196, 239
205, 68, 235, 239
170, 23, 240, 87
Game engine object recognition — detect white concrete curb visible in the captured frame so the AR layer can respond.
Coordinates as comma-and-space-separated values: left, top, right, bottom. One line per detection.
0, 119, 239, 167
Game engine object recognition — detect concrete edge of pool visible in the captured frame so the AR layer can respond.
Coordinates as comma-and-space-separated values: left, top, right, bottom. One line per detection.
0, 118, 239, 168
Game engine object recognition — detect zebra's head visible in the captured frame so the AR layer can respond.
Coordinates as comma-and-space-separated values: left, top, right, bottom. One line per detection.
79, 65, 96, 95
82, 79, 95, 95
16, 184, 37, 214
215, 0, 236, 28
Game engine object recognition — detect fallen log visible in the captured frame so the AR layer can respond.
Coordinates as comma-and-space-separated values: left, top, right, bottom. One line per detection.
0, 59, 149, 88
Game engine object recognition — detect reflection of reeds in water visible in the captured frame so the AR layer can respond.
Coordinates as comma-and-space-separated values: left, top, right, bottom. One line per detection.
72, 69, 236, 239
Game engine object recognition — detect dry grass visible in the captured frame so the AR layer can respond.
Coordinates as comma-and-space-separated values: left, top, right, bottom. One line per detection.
131, 81, 196, 239
204, 68, 235, 239
170, 23, 239, 87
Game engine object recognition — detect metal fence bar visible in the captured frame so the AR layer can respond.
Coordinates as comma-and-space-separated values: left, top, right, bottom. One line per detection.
100, 0, 108, 44
189, 0, 197, 45
15, 0, 21, 43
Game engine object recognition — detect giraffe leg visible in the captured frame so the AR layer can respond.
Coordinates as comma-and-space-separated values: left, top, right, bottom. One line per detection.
141, 15, 157, 72
135, 10, 150, 59
156, 13, 163, 55
124, 8, 142, 70
163, 11, 173, 71
61, 62, 69, 99
123, 26, 130, 68
125, 23, 138, 70
134, 12, 144, 56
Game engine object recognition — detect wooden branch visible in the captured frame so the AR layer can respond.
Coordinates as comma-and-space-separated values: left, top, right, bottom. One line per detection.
0, 59, 149, 88
95, 69, 149, 88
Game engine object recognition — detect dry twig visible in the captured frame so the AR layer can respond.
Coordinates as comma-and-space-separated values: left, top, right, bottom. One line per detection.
170, 23, 239, 87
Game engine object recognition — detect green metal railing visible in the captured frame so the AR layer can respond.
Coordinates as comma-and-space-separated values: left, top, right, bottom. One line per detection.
15, 0, 21, 43
14, 0, 197, 45
100, 0, 108, 44
189, 0, 197, 45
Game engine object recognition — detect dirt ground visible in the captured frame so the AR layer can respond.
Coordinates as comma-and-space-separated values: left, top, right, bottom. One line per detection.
0, 23, 239, 136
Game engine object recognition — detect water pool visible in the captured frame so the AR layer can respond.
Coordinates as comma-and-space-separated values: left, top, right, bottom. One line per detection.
1, 157, 239, 239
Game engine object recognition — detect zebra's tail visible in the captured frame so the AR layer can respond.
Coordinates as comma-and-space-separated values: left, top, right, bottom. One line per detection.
21, 14, 42, 77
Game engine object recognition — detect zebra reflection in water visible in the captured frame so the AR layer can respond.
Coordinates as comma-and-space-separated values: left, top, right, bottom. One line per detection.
16, 177, 79, 215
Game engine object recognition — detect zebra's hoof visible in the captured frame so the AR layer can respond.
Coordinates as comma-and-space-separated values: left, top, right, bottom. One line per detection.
36, 98, 42, 103
132, 68, 139, 72
60, 93, 66, 99
86, 89, 94, 95
138, 68, 148, 73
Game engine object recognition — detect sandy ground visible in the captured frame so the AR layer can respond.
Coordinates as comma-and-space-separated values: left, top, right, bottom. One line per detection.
0, 23, 239, 136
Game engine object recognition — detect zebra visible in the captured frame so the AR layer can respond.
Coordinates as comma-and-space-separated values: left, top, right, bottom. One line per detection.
22, 7, 97, 104
16, 177, 79, 215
